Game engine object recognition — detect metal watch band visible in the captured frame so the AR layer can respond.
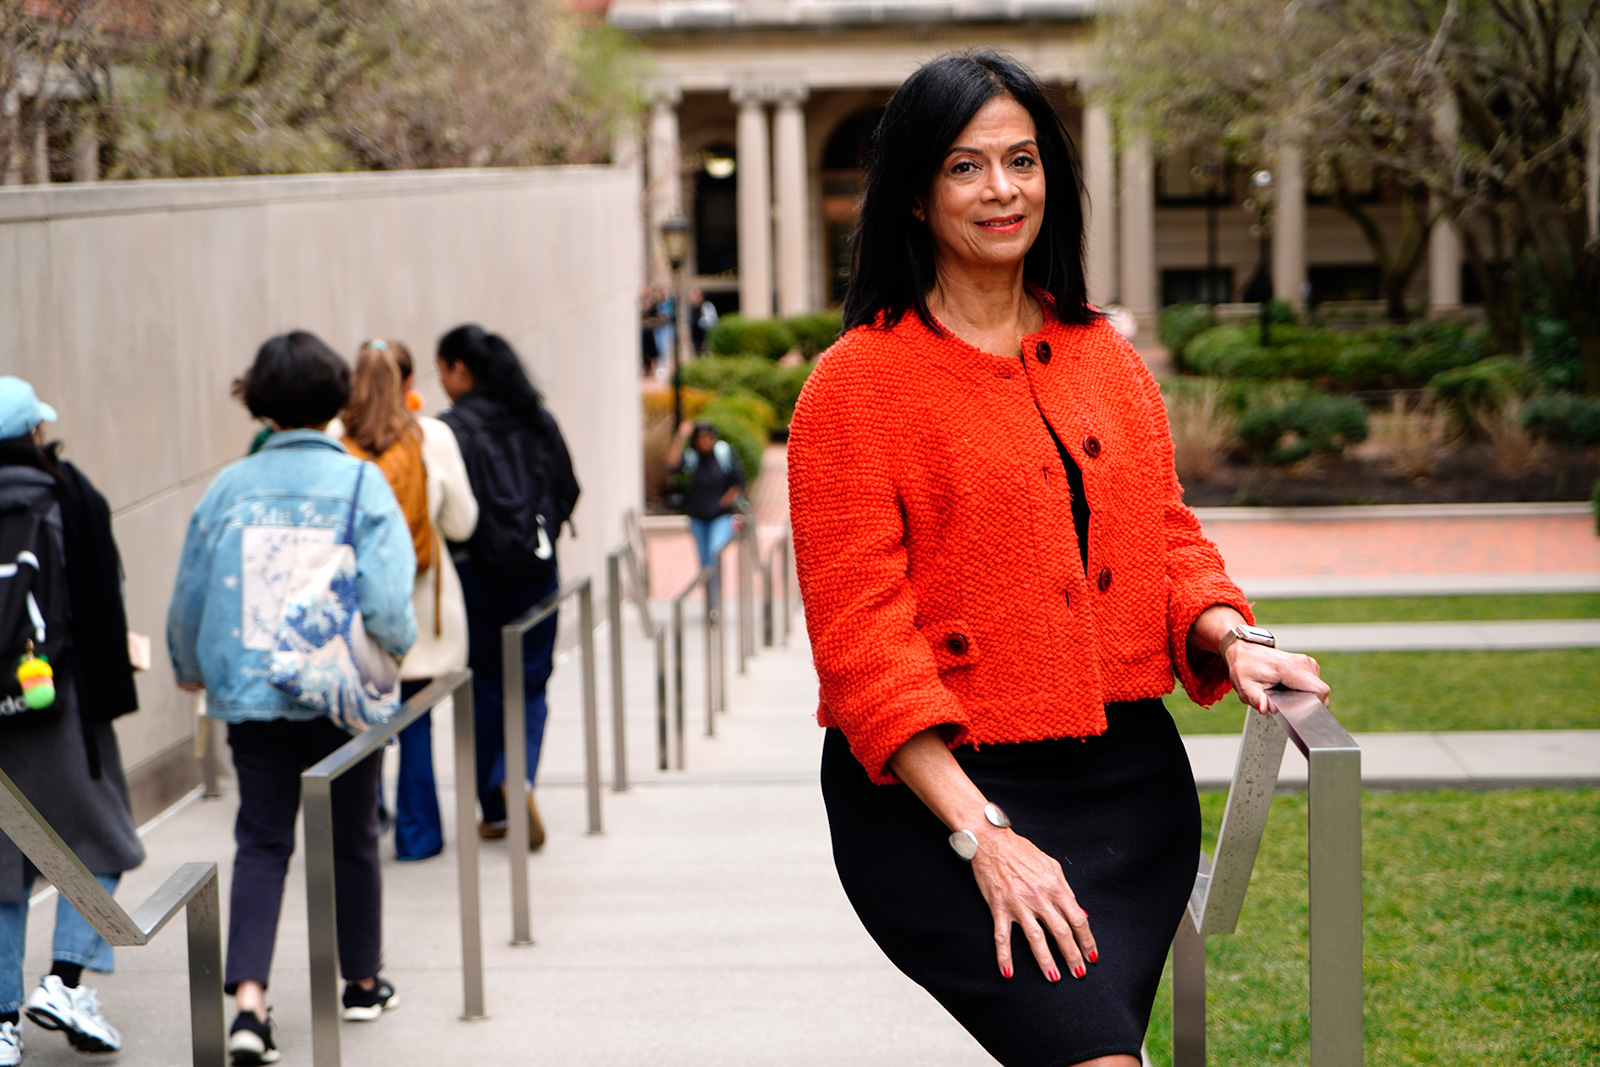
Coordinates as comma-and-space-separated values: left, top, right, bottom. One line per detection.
1218, 623, 1276, 657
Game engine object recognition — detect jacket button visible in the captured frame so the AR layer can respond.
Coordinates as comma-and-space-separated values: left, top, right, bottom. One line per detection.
1035, 341, 1052, 364
1097, 567, 1112, 592
1083, 436, 1101, 458
945, 633, 969, 656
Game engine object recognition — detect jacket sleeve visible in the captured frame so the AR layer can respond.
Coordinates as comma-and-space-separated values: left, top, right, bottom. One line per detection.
353, 466, 419, 661
166, 500, 214, 686
1133, 361, 1254, 705
538, 408, 581, 531
788, 353, 969, 785
427, 420, 479, 543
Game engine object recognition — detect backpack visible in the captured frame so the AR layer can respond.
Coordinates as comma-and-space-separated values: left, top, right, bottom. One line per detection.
0, 492, 69, 722
681, 440, 735, 477
343, 432, 433, 576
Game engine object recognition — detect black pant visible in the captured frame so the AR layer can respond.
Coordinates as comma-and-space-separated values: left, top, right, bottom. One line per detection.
224, 718, 383, 992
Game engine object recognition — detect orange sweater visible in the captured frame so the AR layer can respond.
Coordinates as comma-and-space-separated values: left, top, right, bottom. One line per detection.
788, 305, 1252, 784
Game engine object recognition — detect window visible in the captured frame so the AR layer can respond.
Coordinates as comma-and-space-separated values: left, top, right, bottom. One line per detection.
1307, 265, 1380, 303
694, 143, 739, 277
1162, 268, 1235, 306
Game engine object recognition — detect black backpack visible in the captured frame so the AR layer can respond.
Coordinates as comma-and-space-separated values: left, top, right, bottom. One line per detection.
0, 492, 68, 722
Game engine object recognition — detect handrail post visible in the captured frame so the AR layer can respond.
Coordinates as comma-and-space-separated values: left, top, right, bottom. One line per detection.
654, 628, 669, 771
737, 521, 754, 673
185, 873, 226, 1067
452, 678, 486, 1018
780, 530, 792, 646
1308, 743, 1362, 1065
606, 551, 629, 793
672, 597, 687, 766
579, 581, 603, 833
302, 773, 341, 1067
704, 569, 717, 737
504, 612, 532, 947
1172, 882, 1207, 1067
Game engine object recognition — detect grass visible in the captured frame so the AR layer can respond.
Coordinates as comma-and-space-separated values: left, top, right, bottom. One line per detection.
1167, 649, 1600, 733
1143, 789, 1600, 1066
1250, 592, 1600, 624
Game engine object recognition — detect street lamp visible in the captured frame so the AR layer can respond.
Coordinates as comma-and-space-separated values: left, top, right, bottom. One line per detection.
1189, 158, 1223, 308
1245, 168, 1274, 347
659, 212, 691, 429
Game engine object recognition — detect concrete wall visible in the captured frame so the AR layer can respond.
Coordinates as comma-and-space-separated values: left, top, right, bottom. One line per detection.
0, 166, 644, 815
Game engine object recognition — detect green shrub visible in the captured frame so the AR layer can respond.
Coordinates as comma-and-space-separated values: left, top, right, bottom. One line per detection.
1428, 356, 1537, 430
698, 396, 768, 488
1236, 387, 1370, 466
1158, 303, 1214, 372
706, 314, 798, 360
1527, 317, 1584, 392
1184, 322, 1345, 380
1521, 392, 1600, 447
679, 356, 815, 425
1328, 319, 1490, 390
784, 310, 844, 357
707, 389, 777, 436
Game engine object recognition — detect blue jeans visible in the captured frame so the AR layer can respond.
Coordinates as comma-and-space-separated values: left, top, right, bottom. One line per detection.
457, 560, 560, 825
690, 514, 736, 603
0, 874, 119, 1013
394, 680, 443, 860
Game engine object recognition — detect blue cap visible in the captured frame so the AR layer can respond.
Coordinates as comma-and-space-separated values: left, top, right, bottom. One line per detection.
0, 378, 58, 441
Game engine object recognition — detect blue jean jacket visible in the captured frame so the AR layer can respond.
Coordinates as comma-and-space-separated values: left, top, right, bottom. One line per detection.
166, 430, 418, 723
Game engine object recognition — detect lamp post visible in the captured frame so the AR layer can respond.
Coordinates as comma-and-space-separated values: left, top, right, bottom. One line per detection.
659, 213, 691, 430
1245, 168, 1274, 347
1190, 158, 1222, 308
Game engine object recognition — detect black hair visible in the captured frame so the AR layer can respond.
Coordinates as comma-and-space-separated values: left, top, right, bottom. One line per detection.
0, 433, 63, 480
232, 331, 351, 429
841, 50, 1096, 333
436, 325, 544, 420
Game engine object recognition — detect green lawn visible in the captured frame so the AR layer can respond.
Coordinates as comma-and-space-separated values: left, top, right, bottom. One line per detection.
1250, 592, 1600, 625
1167, 649, 1600, 733
1143, 790, 1600, 1066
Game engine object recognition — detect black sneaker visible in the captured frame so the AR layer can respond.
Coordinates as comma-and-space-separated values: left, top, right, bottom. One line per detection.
341, 977, 399, 1022
227, 1010, 279, 1066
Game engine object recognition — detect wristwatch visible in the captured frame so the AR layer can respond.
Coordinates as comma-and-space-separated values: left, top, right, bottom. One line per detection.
1217, 623, 1276, 657
949, 803, 1012, 861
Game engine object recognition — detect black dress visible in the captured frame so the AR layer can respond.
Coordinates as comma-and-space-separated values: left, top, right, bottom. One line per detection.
818, 429, 1201, 1065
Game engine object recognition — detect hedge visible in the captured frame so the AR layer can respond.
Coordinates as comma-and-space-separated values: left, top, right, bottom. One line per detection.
1236, 387, 1370, 466
679, 356, 814, 424
1184, 322, 1346, 381
1521, 392, 1600, 447
706, 314, 798, 360
786, 310, 844, 357
1158, 303, 1214, 373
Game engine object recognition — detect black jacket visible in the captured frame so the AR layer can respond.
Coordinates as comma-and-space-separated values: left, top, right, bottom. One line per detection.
440, 389, 580, 583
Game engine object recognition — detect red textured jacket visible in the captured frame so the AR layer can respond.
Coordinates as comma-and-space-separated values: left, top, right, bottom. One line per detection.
788, 304, 1252, 784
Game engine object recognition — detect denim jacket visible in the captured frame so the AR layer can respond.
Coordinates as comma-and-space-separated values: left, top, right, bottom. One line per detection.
166, 431, 418, 722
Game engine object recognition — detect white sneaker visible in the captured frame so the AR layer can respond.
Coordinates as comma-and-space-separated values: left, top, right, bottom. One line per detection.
0, 1021, 21, 1067
25, 974, 122, 1053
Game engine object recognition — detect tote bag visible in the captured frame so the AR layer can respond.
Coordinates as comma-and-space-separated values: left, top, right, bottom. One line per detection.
266, 465, 400, 733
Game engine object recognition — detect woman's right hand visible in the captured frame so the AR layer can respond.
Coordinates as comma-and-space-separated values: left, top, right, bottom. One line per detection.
970, 827, 1097, 981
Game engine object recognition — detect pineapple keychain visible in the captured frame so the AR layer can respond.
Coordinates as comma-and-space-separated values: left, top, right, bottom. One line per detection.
16, 640, 55, 710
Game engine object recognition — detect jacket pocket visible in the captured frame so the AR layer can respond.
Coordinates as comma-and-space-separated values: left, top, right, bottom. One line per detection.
919, 618, 980, 673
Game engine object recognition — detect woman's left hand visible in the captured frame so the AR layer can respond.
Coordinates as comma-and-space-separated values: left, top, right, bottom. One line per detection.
1225, 641, 1329, 714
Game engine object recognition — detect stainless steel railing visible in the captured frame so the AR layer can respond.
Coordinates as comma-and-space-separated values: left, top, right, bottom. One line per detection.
501, 576, 603, 947
751, 523, 793, 649
1171, 688, 1362, 1067
670, 532, 737, 749
301, 670, 483, 1067
0, 767, 226, 1067
608, 539, 667, 774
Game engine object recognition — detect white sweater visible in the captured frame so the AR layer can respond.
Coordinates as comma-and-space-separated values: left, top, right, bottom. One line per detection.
403, 416, 478, 680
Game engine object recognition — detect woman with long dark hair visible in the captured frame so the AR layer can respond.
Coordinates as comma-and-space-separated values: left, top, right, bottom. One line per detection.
0, 378, 142, 1062
436, 325, 578, 848
789, 53, 1330, 1066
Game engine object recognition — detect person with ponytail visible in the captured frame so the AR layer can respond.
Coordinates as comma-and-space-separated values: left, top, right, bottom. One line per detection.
339, 340, 478, 862
435, 325, 578, 849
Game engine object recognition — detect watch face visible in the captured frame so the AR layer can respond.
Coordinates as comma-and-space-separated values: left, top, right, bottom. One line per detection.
1242, 625, 1276, 646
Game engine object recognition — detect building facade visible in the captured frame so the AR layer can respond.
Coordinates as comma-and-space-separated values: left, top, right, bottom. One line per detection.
611, 0, 1465, 330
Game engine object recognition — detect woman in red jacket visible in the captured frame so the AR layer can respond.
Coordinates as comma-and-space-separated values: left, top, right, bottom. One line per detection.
788, 53, 1330, 1067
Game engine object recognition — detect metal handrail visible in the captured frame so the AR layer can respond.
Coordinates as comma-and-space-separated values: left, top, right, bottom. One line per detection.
501, 576, 603, 947
608, 539, 668, 773
670, 532, 737, 760
1, 768, 225, 1067
301, 670, 483, 1067
753, 524, 793, 649
1172, 688, 1362, 1067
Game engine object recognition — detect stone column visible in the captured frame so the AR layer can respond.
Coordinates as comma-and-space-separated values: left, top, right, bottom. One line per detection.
1271, 142, 1307, 309
772, 82, 811, 316
1081, 101, 1117, 309
734, 83, 774, 319
1428, 94, 1462, 316
72, 122, 98, 183
1118, 131, 1155, 328
646, 84, 684, 286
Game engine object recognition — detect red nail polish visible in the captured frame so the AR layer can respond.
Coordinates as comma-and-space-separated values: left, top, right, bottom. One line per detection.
1002, 966, 1012, 979
1089, 950, 1098, 964
1047, 969, 1059, 982
1074, 964, 1086, 979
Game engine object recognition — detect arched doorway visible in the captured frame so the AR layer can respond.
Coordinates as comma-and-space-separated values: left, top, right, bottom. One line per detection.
820, 106, 884, 304
694, 142, 739, 287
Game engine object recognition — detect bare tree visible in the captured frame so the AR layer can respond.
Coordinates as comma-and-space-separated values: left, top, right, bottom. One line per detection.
0, 0, 117, 183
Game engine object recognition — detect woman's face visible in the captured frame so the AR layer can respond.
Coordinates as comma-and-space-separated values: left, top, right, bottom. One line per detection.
437, 357, 473, 402
916, 94, 1045, 278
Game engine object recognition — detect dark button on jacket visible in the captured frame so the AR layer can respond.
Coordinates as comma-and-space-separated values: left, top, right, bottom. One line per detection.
1097, 567, 1112, 592
945, 633, 969, 656
1035, 341, 1052, 364
1083, 436, 1102, 458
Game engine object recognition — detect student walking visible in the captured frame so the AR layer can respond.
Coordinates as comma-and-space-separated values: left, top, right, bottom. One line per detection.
665, 419, 744, 600
435, 325, 579, 849
339, 339, 477, 861
167, 333, 417, 1066
0, 378, 143, 1065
